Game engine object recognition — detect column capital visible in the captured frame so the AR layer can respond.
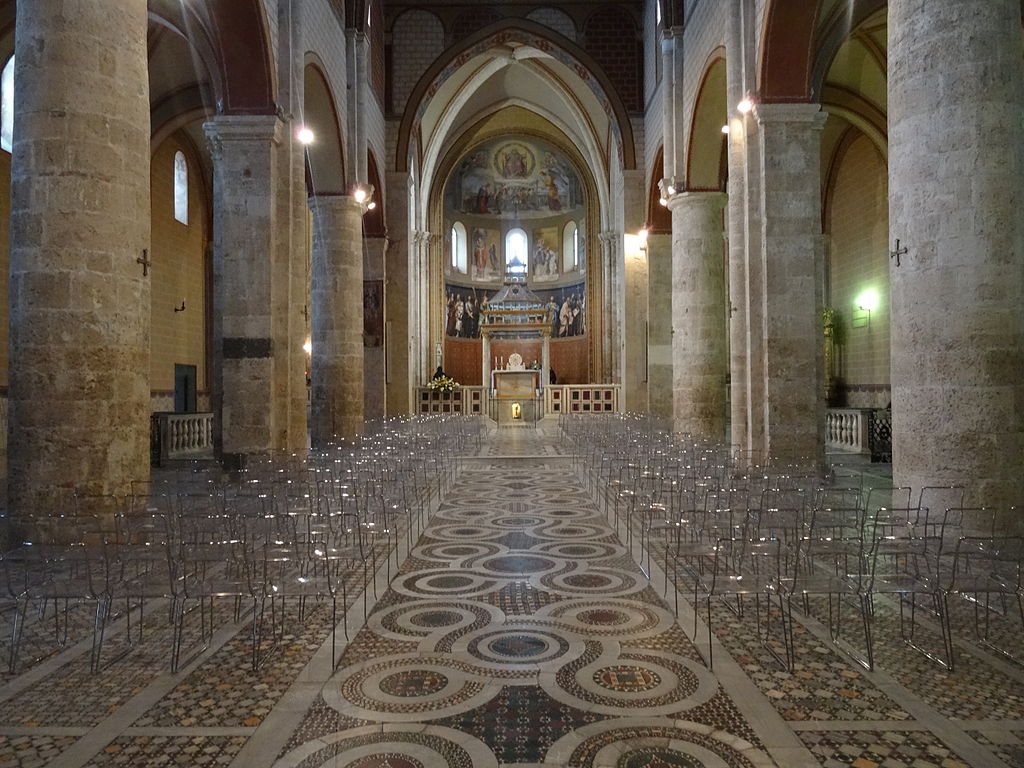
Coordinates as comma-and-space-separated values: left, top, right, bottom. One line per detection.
666, 190, 727, 213
203, 114, 283, 147
753, 102, 826, 129
308, 193, 365, 214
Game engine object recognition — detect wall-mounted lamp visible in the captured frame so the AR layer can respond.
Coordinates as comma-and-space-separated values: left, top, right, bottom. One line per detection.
174, 299, 186, 313
721, 124, 730, 135
658, 197, 668, 207
852, 289, 879, 327
303, 339, 312, 355
737, 97, 753, 114
353, 185, 372, 204
638, 227, 649, 250
296, 126, 315, 145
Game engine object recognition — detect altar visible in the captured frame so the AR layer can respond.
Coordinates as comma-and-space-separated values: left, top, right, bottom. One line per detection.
479, 275, 551, 426
492, 369, 540, 398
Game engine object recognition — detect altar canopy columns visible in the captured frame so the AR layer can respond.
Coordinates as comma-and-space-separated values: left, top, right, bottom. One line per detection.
888, 0, 1024, 509
310, 195, 366, 444
7, 0, 151, 508
668, 193, 727, 440
753, 103, 826, 466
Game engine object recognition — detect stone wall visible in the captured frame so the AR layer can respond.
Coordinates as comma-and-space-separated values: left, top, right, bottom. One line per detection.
391, 10, 445, 116
826, 131, 890, 409
150, 135, 209, 402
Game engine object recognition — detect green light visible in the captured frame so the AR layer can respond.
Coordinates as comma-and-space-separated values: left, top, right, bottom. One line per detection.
855, 289, 879, 312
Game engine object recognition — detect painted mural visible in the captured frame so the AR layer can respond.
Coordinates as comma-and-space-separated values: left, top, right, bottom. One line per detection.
447, 137, 584, 218
444, 284, 498, 339
470, 227, 503, 280
541, 281, 587, 338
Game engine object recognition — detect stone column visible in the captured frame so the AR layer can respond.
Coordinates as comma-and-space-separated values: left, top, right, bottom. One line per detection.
541, 332, 550, 391
754, 103, 826, 466
646, 233, 673, 420
888, 0, 1024, 509
481, 332, 491, 388
205, 116, 283, 466
309, 195, 365, 444
669, 193, 728, 440
7, 0, 150, 508
725, 0, 750, 455
385, 171, 412, 416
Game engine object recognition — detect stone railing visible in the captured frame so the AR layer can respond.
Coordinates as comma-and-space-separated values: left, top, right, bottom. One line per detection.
546, 385, 621, 415
152, 412, 214, 465
416, 386, 486, 415
825, 408, 871, 454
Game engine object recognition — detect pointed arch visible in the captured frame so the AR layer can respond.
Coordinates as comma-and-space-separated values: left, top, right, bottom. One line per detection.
394, 18, 636, 173
302, 61, 347, 195
686, 53, 728, 191
759, 0, 818, 103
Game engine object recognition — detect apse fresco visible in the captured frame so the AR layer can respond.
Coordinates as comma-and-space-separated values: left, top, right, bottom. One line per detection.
469, 227, 503, 280
542, 281, 586, 338
444, 284, 498, 339
446, 137, 584, 219
532, 226, 560, 282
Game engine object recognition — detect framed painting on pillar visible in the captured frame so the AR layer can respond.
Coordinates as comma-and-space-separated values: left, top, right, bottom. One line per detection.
363, 280, 383, 347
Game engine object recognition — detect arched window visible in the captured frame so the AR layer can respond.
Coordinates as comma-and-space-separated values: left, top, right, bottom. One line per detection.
562, 221, 579, 272
1, 56, 14, 153
173, 151, 188, 225
451, 221, 467, 273
505, 228, 528, 275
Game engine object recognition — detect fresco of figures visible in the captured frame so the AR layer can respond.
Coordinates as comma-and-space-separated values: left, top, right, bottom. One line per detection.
446, 137, 584, 219
444, 285, 499, 339
542, 281, 586, 338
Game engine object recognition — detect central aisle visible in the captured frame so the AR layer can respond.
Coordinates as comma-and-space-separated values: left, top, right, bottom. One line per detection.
273, 426, 775, 768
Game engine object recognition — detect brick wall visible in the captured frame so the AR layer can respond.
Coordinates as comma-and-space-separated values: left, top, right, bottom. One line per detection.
526, 8, 577, 41
391, 10, 445, 119
451, 8, 502, 41
149, 136, 209, 405
827, 132, 890, 408
584, 6, 643, 112
304, 0, 350, 146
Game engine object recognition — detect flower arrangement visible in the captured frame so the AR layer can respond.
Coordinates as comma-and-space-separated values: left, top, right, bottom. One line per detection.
427, 375, 459, 393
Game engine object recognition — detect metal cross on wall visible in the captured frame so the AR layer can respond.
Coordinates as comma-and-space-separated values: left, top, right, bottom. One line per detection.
890, 239, 908, 267
137, 249, 152, 277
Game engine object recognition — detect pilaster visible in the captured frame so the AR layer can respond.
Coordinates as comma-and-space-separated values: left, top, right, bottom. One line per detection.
754, 103, 827, 466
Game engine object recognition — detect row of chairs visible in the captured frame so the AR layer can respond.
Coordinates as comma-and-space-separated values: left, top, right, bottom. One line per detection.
562, 413, 1023, 674
1, 414, 479, 675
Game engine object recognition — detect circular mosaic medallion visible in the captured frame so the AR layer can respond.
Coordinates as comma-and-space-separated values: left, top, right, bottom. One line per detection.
482, 555, 555, 574
379, 670, 449, 698
492, 516, 545, 528
577, 608, 631, 626
487, 634, 549, 658
344, 754, 425, 768
563, 573, 614, 588
618, 748, 707, 768
594, 665, 662, 692
408, 610, 464, 628
442, 546, 480, 556
426, 575, 474, 589
561, 544, 600, 556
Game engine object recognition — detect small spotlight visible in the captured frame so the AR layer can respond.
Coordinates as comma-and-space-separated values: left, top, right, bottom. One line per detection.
638, 227, 649, 241
297, 127, 315, 145
721, 124, 730, 134
666, 185, 676, 196
659, 197, 668, 207
353, 187, 368, 204
303, 340, 312, 354
367, 201, 377, 210
737, 98, 753, 114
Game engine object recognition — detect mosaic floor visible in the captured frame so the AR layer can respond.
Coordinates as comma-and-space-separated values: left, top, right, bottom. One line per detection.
0, 423, 1021, 767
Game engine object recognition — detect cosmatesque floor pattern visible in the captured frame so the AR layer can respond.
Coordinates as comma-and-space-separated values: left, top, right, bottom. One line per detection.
1, 422, 1022, 767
